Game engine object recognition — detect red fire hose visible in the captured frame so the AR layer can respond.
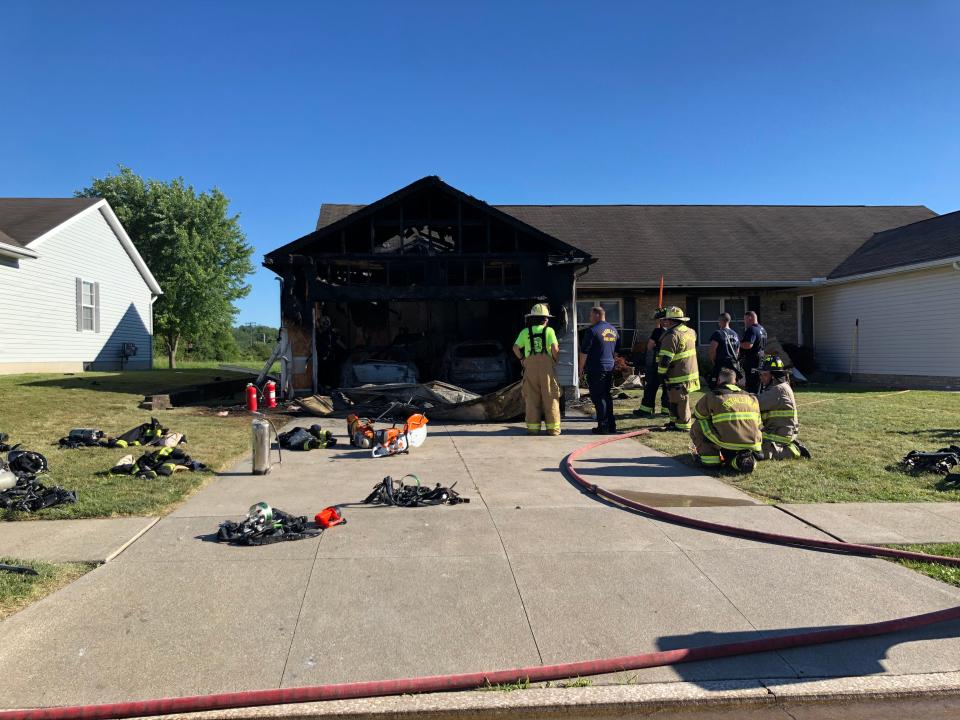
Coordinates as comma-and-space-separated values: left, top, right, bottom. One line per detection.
4, 429, 960, 720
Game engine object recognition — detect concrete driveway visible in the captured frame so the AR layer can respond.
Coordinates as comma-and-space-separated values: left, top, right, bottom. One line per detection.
2, 415, 960, 709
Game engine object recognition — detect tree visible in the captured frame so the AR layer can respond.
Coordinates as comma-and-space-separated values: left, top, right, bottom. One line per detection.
78, 167, 254, 368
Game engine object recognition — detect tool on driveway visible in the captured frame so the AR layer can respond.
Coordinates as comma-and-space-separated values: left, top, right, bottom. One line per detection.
216, 502, 321, 545
370, 413, 429, 458
315, 505, 346, 528
277, 425, 336, 451
363, 474, 468, 507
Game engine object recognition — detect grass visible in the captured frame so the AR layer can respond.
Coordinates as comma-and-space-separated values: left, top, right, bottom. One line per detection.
0, 368, 292, 520
600, 382, 960, 504
889, 543, 960, 588
0, 558, 93, 620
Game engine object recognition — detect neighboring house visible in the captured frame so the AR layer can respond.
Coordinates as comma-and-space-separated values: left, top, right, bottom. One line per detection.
0, 198, 162, 374
265, 176, 958, 393
809, 210, 960, 385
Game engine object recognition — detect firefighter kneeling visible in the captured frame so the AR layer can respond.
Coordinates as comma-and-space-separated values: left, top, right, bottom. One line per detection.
757, 355, 811, 461
691, 368, 762, 473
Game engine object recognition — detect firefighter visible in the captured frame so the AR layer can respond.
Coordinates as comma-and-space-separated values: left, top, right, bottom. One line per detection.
757, 355, 811, 460
657, 306, 700, 431
512, 303, 561, 436
633, 308, 669, 418
691, 368, 762, 472
578, 305, 621, 434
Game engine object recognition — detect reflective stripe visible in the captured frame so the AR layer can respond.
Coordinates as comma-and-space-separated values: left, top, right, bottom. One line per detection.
638, 404, 653, 412
789, 443, 801, 458
115, 440, 128, 448
544, 422, 561, 430
675, 422, 693, 430
702, 419, 760, 450
658, 367, 668, 375
658, 349, 676, 360
761, 409, 797, 420
666, 372, 700, 384
672, 349, 696, 360
693, 408, 708, 420
526, 423, 541, 429
699, 455, 722, 465
763, 432, 796, 444
713, 411, 762, 423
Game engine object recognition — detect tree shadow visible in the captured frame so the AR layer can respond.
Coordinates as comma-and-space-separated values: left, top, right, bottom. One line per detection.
888, 429, 960, 442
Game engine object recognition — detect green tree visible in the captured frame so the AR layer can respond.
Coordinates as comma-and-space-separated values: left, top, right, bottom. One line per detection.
78, 167, 254, 368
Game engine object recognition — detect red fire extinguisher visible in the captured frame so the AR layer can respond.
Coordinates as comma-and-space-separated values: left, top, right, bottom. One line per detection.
245, 383, 258, 413
265, 380, 277, 409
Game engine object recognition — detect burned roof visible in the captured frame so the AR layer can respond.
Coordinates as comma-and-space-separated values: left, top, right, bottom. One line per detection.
312, 191, 934, 286
0, 198, 101, 248
828, 209, 960, 279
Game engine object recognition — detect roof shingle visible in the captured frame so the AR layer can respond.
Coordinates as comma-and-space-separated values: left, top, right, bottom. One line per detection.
0, 198, 101, 248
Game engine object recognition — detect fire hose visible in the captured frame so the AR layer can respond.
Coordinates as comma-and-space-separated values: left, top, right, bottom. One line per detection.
4, 429, 960, 720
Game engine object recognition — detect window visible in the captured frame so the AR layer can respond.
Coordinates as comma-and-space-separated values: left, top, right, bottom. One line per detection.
576, 298, 622, 328
76, 278, 99, 332
698, 297, 745, 344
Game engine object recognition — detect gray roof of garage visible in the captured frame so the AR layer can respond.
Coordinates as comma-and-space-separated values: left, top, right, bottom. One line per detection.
317, 202, 936, 286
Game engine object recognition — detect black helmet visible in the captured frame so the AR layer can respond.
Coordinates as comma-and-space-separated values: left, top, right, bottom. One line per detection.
759, 355, 787, 374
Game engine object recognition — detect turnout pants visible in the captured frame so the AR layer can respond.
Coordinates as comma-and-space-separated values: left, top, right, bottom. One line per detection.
666, 384, 692, 430
639, 366, 668, 414
522, 354, 561, 435
690, 421, 722, 466
760, 437, 802, 461
587, 370, 616, 431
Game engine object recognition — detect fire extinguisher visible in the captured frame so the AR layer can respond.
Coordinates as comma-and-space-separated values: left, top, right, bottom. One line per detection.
265, 380, 277, 409
245, 383, 258, 413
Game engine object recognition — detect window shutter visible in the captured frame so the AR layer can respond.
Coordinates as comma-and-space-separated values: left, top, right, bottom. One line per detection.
76, 278, 82, 332
94, 282, 101, 333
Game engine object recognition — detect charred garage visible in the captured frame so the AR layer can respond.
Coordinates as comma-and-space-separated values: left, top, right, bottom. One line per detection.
263, 176, 594, 398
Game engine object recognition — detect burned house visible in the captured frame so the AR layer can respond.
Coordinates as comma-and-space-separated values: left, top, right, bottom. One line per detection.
263, 176, 593, 396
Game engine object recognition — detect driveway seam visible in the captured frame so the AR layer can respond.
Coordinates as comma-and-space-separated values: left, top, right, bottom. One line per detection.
278, 525, 326, 687
771, 504, 849, 543
446, 425, 545, 666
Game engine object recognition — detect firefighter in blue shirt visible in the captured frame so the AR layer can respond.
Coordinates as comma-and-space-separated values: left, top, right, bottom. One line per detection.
578, 306, 621, 434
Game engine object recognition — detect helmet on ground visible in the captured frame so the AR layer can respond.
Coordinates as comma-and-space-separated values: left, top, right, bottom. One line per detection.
525, 303, 554, 318
662, 306, 690, 322
759, 355, 787, 374
247, 502, 274, 530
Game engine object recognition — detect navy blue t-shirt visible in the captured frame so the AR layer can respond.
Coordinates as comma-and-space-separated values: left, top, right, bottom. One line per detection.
710, 327, 740, 367
741, 324, 767, 366
579, 321, 620, 373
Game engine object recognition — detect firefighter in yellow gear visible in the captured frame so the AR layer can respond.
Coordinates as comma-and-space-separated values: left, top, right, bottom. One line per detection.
756, 355, 811, 460
657, 306, 700, 431
513, 303, 562, 436
691, 367, 763, 472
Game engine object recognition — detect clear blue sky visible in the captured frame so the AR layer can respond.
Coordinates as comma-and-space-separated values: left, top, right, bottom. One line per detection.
3, 1, 958, 326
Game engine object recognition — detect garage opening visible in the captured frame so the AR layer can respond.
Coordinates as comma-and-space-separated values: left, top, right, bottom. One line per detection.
263, 176, 593, 397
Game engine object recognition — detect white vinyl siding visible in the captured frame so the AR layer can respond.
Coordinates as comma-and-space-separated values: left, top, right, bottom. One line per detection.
0, 208, 154, 370
811, 265, 960, 378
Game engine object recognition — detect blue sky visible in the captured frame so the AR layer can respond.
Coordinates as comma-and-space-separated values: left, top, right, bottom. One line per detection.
3, 1, 958, 326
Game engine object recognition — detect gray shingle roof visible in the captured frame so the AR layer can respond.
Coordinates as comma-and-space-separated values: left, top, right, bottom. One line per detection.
0, 198, 101, 248
829, 209, 960, 279
316, 201, 935, 285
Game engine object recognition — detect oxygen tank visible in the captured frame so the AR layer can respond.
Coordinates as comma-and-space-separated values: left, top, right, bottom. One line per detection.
251, 418, 272, 475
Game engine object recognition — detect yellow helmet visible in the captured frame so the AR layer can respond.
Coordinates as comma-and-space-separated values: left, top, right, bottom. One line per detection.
525, 303, 554, 318
662, 306, 690, 322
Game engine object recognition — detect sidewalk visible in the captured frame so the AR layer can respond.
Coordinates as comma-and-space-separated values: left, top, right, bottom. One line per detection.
1, 416, 959, 710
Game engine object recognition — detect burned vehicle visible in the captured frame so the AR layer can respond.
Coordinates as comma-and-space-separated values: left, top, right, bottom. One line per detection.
440, 340, 511, 393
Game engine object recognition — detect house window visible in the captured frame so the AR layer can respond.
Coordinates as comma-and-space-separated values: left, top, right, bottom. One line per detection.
576, 299, 622, 328
798, 295, 814, 347
76, 278, 99, 332
698, 297, 745, 344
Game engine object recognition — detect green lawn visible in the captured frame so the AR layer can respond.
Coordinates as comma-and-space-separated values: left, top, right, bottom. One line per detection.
603, 383, 960, 504
0, 368, 287, 520
0, 558, 93, 620
889, 544, 960, 588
